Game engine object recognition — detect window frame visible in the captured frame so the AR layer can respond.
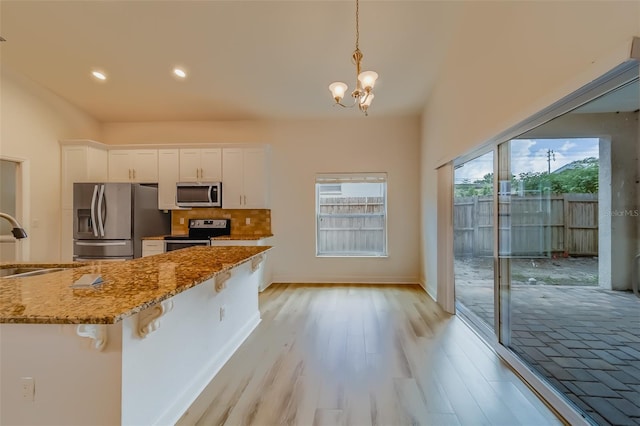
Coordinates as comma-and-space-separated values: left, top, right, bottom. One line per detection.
315, 172, 388, 258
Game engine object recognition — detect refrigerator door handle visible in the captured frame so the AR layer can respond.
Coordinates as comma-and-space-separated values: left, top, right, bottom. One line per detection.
90, 185, 99, 237
97, 184, 106, 237
75, 241, 127, 246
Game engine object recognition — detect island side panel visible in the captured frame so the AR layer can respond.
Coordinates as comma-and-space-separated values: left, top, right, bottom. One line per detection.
120, 260, 261, 426
0, 323, 123, 426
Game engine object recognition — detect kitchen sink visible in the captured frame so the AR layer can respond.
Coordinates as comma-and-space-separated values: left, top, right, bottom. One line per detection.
0, 267, 68, 278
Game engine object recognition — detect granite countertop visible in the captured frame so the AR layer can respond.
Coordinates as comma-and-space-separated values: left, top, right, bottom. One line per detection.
142, 234, 273, 241
210, 234, 274, 241
0, 246, 271, 325
0, 262, 88, 269
142, 235, 172, 240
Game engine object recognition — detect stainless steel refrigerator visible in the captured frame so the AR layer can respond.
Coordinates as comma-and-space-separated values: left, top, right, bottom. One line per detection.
73, 183, 170, 261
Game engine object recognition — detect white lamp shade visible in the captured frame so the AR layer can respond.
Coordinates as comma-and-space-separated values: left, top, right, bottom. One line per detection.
357, 71, 378, 91
360, 92, 374, 107
329, 82, 348, 101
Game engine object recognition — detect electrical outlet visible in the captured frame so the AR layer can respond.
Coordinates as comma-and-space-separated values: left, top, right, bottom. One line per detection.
179, 218, 185, 225
245, 217, 251, 225
219, 305, 226, 321
20, 377, 34, 401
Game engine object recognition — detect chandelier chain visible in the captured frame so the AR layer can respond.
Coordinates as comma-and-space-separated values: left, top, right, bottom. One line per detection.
355, 0, 360, 51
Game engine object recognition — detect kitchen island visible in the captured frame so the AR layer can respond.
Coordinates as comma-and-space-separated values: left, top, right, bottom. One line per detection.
0, 246, 271, 425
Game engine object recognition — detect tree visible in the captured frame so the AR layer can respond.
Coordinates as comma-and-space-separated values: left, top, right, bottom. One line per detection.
514, 157, 598, 194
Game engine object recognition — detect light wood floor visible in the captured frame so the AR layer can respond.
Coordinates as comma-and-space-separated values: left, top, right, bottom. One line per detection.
177, 284, 562, 426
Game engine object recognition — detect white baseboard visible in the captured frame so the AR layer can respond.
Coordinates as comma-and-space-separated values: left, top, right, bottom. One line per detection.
158, 312, 261, 426
271, 274, 419, 284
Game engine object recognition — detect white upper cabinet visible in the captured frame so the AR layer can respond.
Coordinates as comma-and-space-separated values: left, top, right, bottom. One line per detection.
222, 147, 269, 209
61, 143, 108, 210
157, 149, 180, 210
108, 149, 158, 182
179, 148, 221, 182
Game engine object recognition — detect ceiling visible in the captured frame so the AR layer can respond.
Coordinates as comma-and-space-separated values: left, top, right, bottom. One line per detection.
0, 1, 464, 122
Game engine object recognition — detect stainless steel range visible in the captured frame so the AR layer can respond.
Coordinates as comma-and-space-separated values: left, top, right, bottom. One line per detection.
164, 219, 231, 252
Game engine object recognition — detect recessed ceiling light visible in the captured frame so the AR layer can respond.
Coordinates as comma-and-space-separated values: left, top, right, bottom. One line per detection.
91, 70, 107, 81
173, 67, 187, 79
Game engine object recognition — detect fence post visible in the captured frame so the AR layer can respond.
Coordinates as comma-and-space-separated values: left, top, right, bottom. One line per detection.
473, 196, 479, 256
563, 193, 570, 256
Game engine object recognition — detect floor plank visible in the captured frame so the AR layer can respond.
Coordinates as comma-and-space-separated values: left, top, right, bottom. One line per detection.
177, 284, 561, 426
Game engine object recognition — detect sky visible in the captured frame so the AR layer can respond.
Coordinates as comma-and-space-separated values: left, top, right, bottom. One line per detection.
454, 138, 600, 184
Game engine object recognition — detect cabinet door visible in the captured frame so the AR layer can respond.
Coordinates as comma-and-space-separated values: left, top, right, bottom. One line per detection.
142, 240, 165, 257
108, 150, 133, 182
158, 149, 179, 210
87, 147, 108, 181
242, 148, 268, 208
222, 148, 244, 208
131, 149, 158, 182
179, 149, 201, 181
61, 146, 89, 209
200, 148, 222, 181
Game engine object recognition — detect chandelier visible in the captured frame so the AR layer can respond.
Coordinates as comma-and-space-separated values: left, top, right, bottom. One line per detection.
328, 0, 378, 116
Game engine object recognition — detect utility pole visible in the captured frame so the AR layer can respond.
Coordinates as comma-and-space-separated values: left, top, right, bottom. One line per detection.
546, 149, 555, 174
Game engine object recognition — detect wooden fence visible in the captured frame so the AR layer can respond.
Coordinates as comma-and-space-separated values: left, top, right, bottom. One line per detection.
454, 193, 598, 257
317, 196, 385, 254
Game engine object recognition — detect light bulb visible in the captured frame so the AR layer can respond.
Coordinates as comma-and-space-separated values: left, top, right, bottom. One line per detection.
357, 71, 378, 91
173, 67, 187, 79
329, 82, 348, 102
91, 70, 107, 81
360, 92, 374, 107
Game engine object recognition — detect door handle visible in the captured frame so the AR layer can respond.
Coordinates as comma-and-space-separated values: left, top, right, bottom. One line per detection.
244, 195, 247, 205
97, 184, 106, 237
133, 169, 136, 180
90, 185, 99, 237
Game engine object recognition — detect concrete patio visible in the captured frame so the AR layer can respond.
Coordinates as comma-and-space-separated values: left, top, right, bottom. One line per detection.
456, 280, 640, 425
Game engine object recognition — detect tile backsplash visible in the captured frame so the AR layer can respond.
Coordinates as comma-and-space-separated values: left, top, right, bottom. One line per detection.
171, 209, 271, 236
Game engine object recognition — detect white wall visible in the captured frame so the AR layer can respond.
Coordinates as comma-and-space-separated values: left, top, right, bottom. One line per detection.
103, 117, 422, 284
0, 67, 101, 262
420, 1, 640, 302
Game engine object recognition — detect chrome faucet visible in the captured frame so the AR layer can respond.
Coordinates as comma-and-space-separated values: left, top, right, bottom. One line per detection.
0, 212, 28, 239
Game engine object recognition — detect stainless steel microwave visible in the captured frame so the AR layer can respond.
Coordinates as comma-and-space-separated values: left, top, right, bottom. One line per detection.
176, 182, 222, 207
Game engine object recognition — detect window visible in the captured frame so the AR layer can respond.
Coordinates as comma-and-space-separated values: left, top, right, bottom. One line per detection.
316, 173, 387, 257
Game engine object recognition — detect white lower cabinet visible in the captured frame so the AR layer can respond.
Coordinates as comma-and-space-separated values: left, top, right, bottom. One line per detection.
142, 240, 165, 257
209, 238, 273, 290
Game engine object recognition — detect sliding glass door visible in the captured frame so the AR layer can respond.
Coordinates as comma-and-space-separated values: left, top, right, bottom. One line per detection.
453, 151, 496, 335
452, 61, 639, 424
